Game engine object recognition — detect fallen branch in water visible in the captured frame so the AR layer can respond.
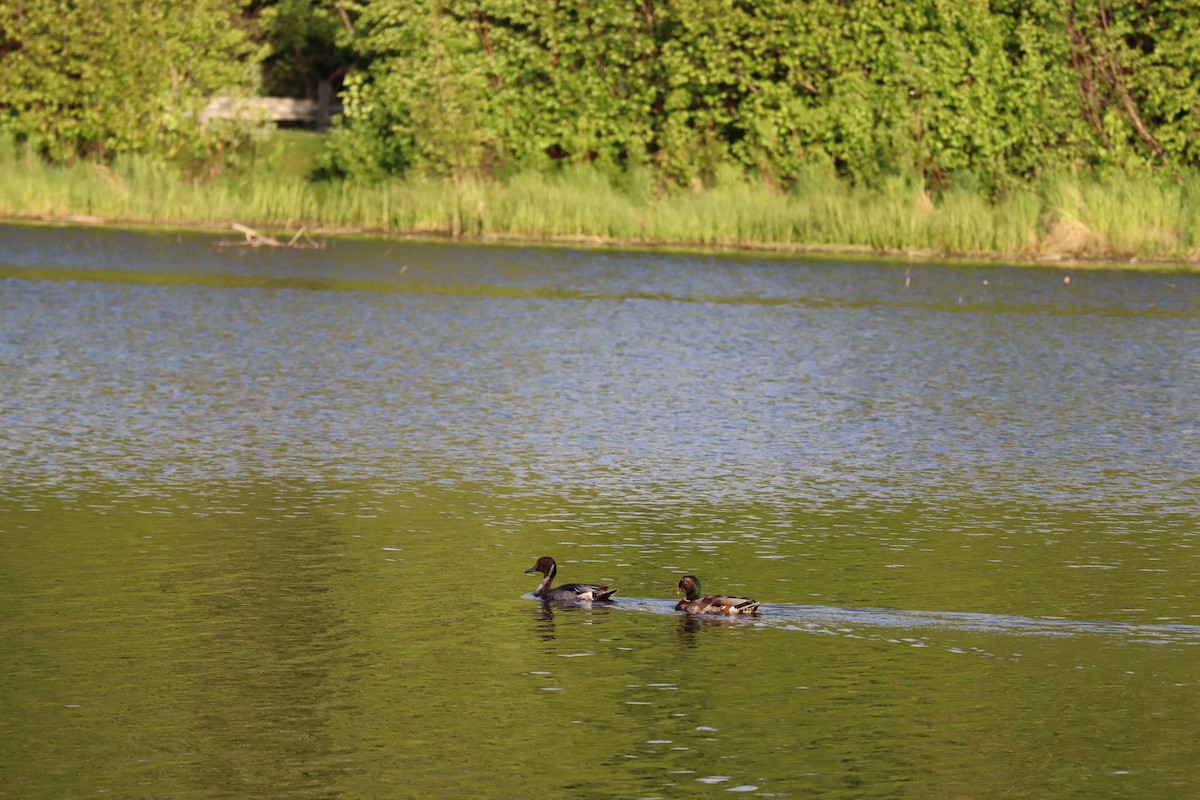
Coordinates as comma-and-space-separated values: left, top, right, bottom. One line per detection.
215, 223, 325, 249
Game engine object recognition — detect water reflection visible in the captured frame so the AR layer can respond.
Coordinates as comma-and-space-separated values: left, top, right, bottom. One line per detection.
672, 611, 762, 650
527, 595, 621, 643
3, 226, 1200, 799
2, 224, 1198, 517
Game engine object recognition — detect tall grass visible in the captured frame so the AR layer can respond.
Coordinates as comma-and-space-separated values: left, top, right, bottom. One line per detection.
1, 132, 1197, 264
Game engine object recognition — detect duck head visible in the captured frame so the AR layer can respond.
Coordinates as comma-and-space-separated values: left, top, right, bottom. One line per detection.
676, 575, 702, 601
525, 556, 557, 577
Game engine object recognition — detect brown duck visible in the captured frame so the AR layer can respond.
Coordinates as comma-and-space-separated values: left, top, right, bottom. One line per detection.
525, 556, 618, 602
674, 575, 761, 615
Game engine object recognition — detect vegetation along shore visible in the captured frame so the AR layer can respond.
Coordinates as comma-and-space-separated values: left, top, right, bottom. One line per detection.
2, 1, 1199, 267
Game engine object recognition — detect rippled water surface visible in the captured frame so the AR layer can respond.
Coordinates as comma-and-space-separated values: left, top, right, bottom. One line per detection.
1, 223, 1198, 798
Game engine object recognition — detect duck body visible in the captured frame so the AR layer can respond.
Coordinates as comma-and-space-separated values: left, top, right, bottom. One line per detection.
674, 575, 760, 615
525, 556, 617, 602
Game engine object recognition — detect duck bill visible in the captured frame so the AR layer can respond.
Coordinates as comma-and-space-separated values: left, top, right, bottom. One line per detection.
524, 566, 539, 575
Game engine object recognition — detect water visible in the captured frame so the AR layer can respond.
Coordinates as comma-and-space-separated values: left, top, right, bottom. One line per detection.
1, 223, 1197, 798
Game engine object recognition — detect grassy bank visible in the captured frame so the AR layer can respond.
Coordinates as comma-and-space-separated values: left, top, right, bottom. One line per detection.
2, 132, 1198, 265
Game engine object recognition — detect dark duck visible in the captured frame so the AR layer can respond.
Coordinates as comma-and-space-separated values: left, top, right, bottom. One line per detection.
525, 556, 618, 602
674, 575, 761, 615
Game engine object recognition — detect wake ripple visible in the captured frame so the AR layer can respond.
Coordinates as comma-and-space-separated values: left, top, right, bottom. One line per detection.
603, 597, 1200, 647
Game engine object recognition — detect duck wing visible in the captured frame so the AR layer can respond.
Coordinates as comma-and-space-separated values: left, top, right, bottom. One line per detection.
688, 594, 760, 614
558, 582, 618, 602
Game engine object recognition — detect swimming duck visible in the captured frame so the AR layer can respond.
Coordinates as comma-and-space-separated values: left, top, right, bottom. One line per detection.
525, 556, 618, 602
674, 575, 760, 615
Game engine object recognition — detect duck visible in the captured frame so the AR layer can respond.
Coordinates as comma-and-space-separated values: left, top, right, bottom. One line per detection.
674, 575, 760, 615
525, 556, 618, 602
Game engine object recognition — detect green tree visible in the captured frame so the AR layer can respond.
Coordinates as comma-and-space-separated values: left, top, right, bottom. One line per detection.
0, 0, 257, 162
1063, 0, 1200, 169
333, 0, 1200, 190
330, 0, 664, 181
324, 1, 493, 180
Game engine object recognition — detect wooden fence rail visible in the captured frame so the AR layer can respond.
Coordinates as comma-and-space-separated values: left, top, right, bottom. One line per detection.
200, 81, 340, 130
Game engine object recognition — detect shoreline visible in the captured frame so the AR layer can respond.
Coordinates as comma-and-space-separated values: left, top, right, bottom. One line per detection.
4, 212, 1196, 274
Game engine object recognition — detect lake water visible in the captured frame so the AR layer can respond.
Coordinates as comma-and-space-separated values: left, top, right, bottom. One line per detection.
1, 223, 1197, 799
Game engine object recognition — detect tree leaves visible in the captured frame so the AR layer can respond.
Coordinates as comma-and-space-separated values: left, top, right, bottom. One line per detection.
5, 0, 1198, 190
0, 0, 257, 164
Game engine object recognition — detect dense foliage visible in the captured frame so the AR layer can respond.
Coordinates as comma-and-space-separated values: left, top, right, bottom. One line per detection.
327, 0, 1200, 190
0, 0, 354, 164
0, 0, 256, 162
2, 0, 1198, 193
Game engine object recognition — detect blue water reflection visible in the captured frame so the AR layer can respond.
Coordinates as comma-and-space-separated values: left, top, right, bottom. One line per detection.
3, 225, 1198, 517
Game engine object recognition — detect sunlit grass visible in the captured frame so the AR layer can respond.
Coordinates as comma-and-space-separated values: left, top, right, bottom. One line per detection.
1, 132, 1197, 265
